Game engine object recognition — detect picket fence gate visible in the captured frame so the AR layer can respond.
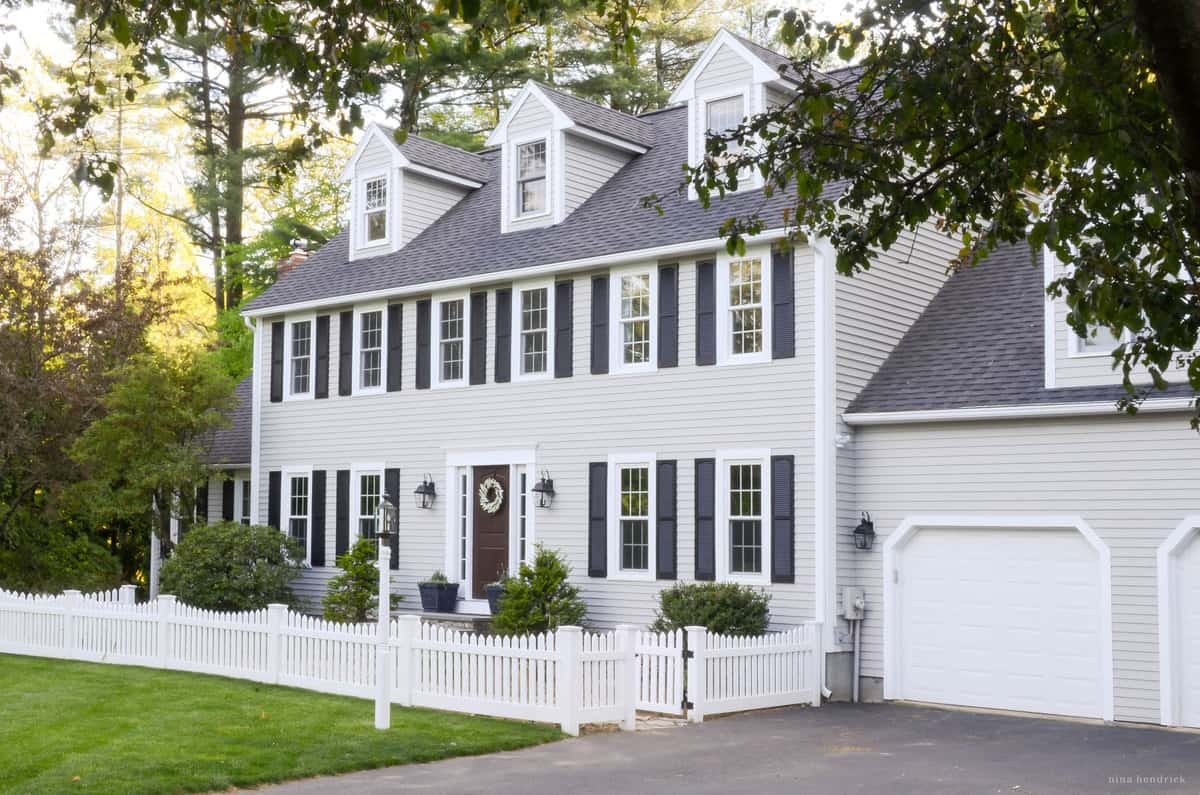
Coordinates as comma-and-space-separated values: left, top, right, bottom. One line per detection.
0, 588, 821, 733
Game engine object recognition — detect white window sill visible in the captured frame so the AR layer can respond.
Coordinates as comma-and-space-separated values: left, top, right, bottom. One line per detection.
716, 352, 771, 367
607, 569, 656, 582
282, 392, 314, 402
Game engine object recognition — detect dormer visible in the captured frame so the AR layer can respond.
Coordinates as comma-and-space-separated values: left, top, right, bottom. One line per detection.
669, 29, 800, 195
486, 82, 653, 234
342, 124, 488, 261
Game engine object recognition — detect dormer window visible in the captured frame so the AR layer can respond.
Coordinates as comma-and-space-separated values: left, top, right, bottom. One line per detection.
706, 95, 745, 146
363, 176, 388, 244
517, 140, 547, 216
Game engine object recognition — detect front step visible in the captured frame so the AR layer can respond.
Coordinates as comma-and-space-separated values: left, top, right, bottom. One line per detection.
399, 610, 493, 633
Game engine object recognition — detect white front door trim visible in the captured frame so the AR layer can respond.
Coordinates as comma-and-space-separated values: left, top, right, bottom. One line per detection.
882, 514, 1114, 721
1157, 515, 1200, 727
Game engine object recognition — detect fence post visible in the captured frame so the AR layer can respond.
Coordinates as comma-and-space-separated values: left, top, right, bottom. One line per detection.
157, 594, 176, 669
62, 589, 81, 659
266, 603, 286, 685
118, 584, 136, 605
615, 624, 638, 731
556, 625, 582, 737
394, 615, 419, 707
685, 626, 707, 724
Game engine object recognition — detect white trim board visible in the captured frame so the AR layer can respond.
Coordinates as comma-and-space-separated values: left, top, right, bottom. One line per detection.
881, 514, 1115, 723
1157, 515, 1200, 727
843, 398, 1194, 426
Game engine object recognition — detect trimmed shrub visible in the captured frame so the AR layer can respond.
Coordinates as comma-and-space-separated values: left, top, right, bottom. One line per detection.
649, 582, 770, 636
492, 546, 586, 635
160, 521, 302, 610
322, 538, 403, 622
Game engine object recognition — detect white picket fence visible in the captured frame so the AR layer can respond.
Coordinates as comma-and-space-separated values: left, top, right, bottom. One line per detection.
0, 587, 821, 733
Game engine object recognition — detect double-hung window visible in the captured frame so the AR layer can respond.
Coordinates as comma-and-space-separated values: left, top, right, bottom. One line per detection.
356, 471, 381, 541
357, 308, 384, 391
607, 456, 655, 579
516, 285, 551, 376
717, 453, 771, 582
610, 267, 656, 372
516, 140, 547, 217
438, 297, 466, 384
286, 473, 310, 563
706, 95, 745, 149
1069, 323, 1127, 357
287, 319, 314, 397
717, 251, 771, 364
239, 479, 251, 526
363, 176, 388, 244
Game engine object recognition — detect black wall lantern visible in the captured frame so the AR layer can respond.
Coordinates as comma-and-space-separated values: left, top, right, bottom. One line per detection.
413, 474, 437, 510
853, 512, 876, 551
531, 471, 555, 509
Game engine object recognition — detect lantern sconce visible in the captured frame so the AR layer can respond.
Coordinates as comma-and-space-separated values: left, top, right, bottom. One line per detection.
376, 496, 398, 539
531, 471, 555, 509
413, 474, 437, 510
853, 512, 876, 551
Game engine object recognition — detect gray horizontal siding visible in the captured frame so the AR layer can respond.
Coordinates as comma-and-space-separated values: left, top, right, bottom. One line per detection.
401, 173, 467, 245
563, 134, 630, 215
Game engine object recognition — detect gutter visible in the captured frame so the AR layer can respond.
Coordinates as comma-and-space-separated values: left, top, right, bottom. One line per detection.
843, 397, 1194, 426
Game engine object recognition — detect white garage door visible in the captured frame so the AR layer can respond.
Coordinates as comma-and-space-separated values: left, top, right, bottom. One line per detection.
1175, 534, 1200, 728
896, 527, 1104, 718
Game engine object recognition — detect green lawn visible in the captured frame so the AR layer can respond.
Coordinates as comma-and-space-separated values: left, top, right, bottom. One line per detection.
0, 654, 562, 795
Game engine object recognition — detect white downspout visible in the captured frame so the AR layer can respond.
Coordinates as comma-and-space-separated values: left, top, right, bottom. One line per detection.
245, 314, 263, 524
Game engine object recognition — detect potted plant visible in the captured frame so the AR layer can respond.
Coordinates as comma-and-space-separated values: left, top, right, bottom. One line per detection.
418, 571, 459, 613
485, 573, 508, 615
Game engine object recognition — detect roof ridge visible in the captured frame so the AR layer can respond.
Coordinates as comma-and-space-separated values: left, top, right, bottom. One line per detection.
532, 81, 653, 129
378, 126, 486, 160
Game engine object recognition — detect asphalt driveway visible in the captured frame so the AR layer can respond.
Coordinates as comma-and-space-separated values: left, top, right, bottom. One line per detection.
257, 703, 1200, 794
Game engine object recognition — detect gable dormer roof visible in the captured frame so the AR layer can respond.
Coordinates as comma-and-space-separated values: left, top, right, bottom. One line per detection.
342, 123, 488, 189
668, 28, 795, 104
486, 81, 653, 153
727, 31, 800, 82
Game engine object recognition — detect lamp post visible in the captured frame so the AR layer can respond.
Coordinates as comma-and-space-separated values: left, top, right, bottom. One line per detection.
374, 496, 398, 730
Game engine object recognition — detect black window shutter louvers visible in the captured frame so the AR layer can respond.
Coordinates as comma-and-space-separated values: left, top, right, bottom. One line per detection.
656, 460, 677, 580
554, 279, 574, 378
338, 311, 353, 396
267, 471, 281, 530
335, 469, 350, 558
415, 299, 432, 390
384, 468, 400, 569
590, 275, 608, 375
587, 462, 606, 577
770, 455, 795, 583
387, 303, 403, 391
772, 247, 796, 359
310, 470, 326, 567
494, 288, 512, 383
315, 315, 330, 399
694, 458, 716, 580
196, 483, 208, 524
221, 479, 235, 522
658, 264, 679, 368
695, 260, 716, 366
269, 320, 284, 402
469, 291, 487, 385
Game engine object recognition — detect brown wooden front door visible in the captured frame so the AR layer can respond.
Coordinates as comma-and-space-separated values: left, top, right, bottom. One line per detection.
472, 465, 509, 600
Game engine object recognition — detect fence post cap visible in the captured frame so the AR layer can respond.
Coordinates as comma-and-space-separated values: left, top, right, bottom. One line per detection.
614, 623, 637, 631
557, 624, 583, 633
63, 589, 82, 597
157, 594, 177, 603
684, 625, 708, 633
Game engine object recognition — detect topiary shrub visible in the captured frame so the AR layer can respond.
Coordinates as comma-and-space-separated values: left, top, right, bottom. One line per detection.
160, 521, 302, 611
322, 538, 402, 622
492, 546, 586, 635
649, 582, 770, 636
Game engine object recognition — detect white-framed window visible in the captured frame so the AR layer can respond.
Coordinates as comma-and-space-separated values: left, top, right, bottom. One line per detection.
285, 317, 316, 398
716, 249, 772, 365
705, 95, 745, 146
515, 139, 548, 217
517, 468, 529, 564
606, 455, 655, 580
362, 174, 389, 245
512, 283, 553, 378
609, 266, 657, 372
354, 306, 386, 394
715, 451, 771, 583
458, 469, 469, 581
238, 479, 251, 526
436, 295, 468, 386
353, 468, 383, 542
283, 470, 312, 564
1068, 323, 1129, 358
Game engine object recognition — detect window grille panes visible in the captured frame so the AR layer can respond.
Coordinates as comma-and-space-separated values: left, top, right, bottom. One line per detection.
620, 273, 652, 364
440, 300, 464, 381
620, 466, 650, 571
358, 473, 380, 539
517, 141, 547, 216
364, 177, 387, 242
519, 471, 528, 562
359, 310, 383, 388
520, 288, 549, 374
240, 480, 251, 525
288, 475, 310, 557
459, 472, 468, 580
290, 321, 312, 394
729, 258, 764, 355
1075, 324, 1122, 355
729, 463, 762, 574
706, 96, 744, 136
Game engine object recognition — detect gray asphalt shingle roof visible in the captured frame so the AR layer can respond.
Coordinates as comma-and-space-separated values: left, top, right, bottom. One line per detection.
203, 375, 252, 466
535, 83, 656, 148
393, 132, 491, 184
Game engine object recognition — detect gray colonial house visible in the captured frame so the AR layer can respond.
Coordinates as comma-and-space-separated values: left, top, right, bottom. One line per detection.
197, 30, 1200, 730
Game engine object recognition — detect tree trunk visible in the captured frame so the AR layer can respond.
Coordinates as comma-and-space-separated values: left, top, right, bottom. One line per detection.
224, 44, 247, 309
199, 40, 225, 316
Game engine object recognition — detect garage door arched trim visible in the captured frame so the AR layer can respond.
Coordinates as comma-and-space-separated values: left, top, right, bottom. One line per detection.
882, 514, 1114, 722
1156, 515, 1200, 727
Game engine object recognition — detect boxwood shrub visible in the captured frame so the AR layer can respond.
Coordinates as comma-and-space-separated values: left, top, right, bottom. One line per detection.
649, 582, 770, 636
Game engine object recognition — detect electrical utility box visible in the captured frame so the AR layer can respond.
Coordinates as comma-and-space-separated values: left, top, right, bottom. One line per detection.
842, 587, 866, 620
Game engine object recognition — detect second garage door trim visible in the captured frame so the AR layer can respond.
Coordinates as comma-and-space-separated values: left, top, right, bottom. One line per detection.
882, 514, 1114, 722
1157, 515, 1200, 728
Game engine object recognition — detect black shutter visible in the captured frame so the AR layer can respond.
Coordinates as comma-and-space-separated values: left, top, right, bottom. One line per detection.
554, 279, 573, 378
587, 462, 607, 577
656, 460, 677, 580
415, 299, 432, 390
469, 291, 487, 385
772, 247, 795, 359
310, 470, 326, 567
315, 315, 330, 399
195, 483, 209, 524
338, 311, 353, 396
770, 455, 795, 583
335, 469, 350, 558
590, 275, 608, 375
495, 287, 512, 383
387, 303, 403, 391
694, 458, 716, 580
221, 479, 235, 522
384, 468, 400, 569
267, 471, 281, 530
695, 259, 716, 366
269, 320, 284, 402
658, 264, 679, 368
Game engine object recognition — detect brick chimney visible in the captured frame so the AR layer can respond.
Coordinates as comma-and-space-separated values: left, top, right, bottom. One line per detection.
277, 241, 309, 276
